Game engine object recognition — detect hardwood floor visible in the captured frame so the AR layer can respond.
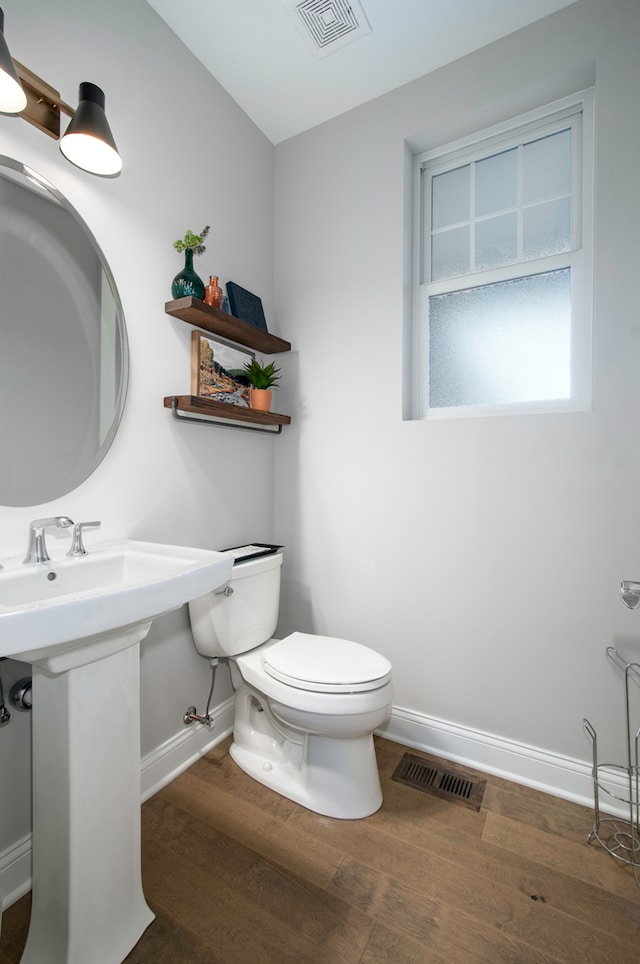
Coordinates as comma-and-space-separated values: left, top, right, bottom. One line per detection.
1, 736, 639, 963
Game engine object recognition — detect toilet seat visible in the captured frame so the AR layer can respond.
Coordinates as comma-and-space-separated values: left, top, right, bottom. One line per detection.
263, 631, 392, 693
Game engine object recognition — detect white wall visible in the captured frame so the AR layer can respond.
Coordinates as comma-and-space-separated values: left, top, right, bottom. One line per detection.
274, 0, 640, 793
0, 0, 278, 883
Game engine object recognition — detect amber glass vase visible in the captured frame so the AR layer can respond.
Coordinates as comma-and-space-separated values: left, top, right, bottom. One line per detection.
204, 276, 223, 309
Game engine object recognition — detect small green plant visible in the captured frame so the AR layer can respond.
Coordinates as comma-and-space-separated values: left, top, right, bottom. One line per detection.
173, 225, 210, 255
242, 358, 282, 390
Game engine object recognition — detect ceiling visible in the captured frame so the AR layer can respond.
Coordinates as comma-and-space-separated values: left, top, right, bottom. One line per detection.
145, 0, 578, 144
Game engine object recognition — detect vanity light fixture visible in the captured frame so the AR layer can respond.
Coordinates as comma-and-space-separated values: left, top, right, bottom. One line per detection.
59, 83, 122, 177
0, 7, 26, 113
0, 6, 122, 177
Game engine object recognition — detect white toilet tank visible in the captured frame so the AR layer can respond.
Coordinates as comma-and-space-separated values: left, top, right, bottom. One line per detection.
189, 550, 283, 657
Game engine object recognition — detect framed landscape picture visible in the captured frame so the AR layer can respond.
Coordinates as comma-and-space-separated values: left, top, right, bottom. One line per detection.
190, 331, 253, 407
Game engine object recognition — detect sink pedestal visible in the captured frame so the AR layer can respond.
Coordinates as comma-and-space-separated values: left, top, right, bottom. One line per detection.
20, 622, 155, 964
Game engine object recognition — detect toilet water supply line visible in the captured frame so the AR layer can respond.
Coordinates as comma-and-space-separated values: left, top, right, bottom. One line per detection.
184, 657, 221, 728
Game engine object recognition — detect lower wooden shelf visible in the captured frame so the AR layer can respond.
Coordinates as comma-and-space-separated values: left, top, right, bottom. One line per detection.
164, 395, 291, 433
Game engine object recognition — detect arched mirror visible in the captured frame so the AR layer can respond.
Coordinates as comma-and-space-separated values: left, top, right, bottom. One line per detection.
0, 156, 128, 506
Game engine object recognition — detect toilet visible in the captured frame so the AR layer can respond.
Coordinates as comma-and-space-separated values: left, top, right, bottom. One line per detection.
188, 548, 393, 819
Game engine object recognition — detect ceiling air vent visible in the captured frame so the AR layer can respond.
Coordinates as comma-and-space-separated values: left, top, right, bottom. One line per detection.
282, 0, 371, 60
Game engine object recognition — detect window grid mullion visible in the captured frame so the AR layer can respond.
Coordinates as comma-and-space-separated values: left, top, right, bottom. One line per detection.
517, 144, 524, 262
469, 160, 476, 274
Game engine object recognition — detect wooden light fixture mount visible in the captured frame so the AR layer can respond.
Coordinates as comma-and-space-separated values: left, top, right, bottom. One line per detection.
13, 59, 74, 139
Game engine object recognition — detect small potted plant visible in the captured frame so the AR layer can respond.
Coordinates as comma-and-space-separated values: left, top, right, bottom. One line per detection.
242, 358, 281, 412
171, 225, 210, 300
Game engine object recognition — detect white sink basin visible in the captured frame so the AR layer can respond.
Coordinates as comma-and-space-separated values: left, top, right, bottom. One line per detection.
0, 539, 232, 661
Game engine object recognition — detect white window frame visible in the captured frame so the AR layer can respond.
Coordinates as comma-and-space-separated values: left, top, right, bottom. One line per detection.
411, 89, 595, 419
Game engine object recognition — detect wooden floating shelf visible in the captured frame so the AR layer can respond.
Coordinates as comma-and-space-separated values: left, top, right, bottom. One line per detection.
165, 297, 291, 354
164, 395, 291, 429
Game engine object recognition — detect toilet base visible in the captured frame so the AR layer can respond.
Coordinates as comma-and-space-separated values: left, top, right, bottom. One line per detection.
229, 730, 383, 819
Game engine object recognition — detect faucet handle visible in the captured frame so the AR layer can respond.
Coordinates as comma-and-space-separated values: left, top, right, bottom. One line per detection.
67, 521, 101, 557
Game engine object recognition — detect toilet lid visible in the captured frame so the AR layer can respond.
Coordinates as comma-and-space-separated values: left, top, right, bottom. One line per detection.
263, 632, 392, 693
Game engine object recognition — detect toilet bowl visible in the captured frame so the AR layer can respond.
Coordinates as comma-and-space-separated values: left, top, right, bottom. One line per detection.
188, 549, 393, 819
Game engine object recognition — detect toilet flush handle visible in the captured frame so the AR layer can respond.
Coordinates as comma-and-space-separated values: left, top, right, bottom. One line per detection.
215, 586, 234, 597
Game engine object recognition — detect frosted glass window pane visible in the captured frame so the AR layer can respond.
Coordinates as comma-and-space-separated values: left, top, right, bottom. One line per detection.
523, 198, 571, 259
431, 226, 470, 281
475, 213, 518, 271
432, 165, 470, 229
523, 130, 571, 203
475, 148, 517, 217
428, 268, 571, 408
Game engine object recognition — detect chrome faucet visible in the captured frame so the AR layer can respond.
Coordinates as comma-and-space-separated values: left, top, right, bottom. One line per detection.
23, 516, 74, 564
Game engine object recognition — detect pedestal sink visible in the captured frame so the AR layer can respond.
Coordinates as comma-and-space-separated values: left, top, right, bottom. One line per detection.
0, 540, 233, 964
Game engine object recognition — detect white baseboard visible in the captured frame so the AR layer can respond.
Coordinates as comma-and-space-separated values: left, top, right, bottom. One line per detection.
0, 697, 234, 913
379, 704, 631, 818
0, 835, 32, 917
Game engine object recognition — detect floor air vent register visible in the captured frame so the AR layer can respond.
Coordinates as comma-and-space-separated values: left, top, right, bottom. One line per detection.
392, 753, 487, 812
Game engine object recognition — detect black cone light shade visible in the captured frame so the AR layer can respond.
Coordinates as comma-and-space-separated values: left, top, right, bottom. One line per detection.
60, 82, 122, 177
0, 7, 27, 114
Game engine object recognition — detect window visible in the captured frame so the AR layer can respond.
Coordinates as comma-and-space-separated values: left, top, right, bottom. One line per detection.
412, 91, 594, 418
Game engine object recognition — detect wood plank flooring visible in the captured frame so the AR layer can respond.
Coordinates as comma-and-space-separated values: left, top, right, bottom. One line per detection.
1, 736, 639, 963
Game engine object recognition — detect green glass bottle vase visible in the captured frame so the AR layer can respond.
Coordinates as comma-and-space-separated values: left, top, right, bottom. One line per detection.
171, 248, 205, 300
